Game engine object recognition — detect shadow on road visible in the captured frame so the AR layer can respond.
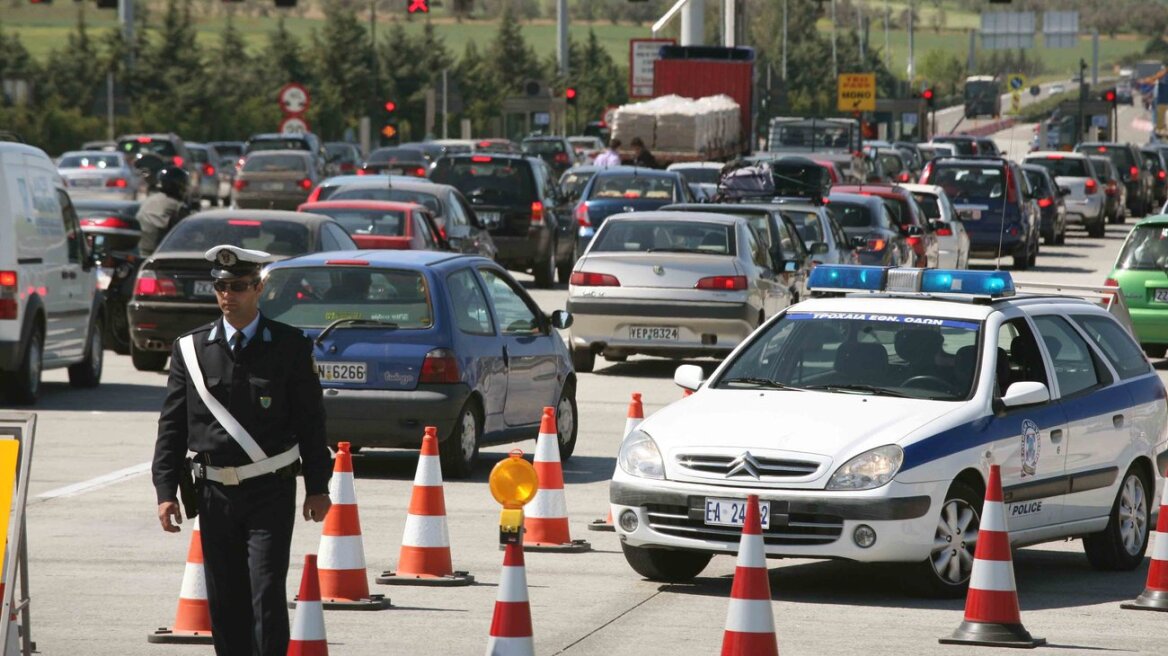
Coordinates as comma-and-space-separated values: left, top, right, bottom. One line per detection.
594, 359, 717, 380
351, 448, 615, 486
33, 381, 167, 412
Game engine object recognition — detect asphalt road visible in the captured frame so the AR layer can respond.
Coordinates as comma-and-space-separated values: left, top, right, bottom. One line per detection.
16, 143, 1168, 655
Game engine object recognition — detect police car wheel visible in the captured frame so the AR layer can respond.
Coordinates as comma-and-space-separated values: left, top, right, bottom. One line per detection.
620, 542, 712, 583
1083, 467, 1152, 571
904, 481, 980, 598
439, 400, 481, 480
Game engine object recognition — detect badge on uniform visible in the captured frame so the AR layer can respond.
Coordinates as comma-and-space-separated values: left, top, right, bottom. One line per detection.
260, 396, 272, 409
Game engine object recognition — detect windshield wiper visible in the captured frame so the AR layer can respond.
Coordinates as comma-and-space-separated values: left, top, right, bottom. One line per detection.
315, 319, 399, 346
804, 384, 911, 398
720, 377, 802, 391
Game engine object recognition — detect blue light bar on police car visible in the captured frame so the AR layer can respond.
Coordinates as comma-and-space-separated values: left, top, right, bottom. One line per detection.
808, 265, 1014, 298
920, 269, 1014, 296
806, 265, 887, 292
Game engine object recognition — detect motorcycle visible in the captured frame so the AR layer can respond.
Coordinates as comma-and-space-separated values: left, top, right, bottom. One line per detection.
99, 250, 141, 355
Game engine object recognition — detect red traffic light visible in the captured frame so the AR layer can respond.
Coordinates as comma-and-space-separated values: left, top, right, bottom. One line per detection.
922, 88, 935, 100
565, 88, 577, 100
1104, 90, 1117, 103
384, 100, 397, 113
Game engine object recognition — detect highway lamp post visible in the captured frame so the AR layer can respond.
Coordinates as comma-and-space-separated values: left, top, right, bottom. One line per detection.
781, 0, 788, 81
831, 0, 838, 81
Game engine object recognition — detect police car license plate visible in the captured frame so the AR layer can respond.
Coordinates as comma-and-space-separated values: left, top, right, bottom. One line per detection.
704, 497, 770, 529
630, 326, 678, 341
1154, 289, 1168, 303
317, 362, 367, 383
193, 280, 216, 297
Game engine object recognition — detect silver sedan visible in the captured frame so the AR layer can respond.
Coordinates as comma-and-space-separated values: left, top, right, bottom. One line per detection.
565, 211, 793, 372
57, 150, 141, 201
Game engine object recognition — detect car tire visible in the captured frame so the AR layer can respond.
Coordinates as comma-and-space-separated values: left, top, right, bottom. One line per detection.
131, 343, 169, 372
439, 399, 481, 479
533, 243, 556, 289
1012, 249, 1029, 271
1088, 221, 1106, 238
1083, 466, 1152, 571
1027, 239, 1038, 267
68, 319, 104, 388
557, 250, 574, 285
106, 302, 131, 355
570, 343, 594, 373
903, 480, 980, 599
1142, 344, 1167, 359
621, 542, 712, 583
555, 381, 578, 461
4, 326, 43, 406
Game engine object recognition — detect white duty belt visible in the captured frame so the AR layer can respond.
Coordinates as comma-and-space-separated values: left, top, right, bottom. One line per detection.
178, 334, 300, 486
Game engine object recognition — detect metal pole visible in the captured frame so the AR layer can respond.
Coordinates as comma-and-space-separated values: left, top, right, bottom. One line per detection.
119, 0, 134, 72
831, 0, 838, 80
556, 0, 568, 76
370, 1, 378, 149
907, 0, 915, 83
106, 73, 115, 142
1092, 29, 1099, 87
884, 0, 890, 70
782, 0, 788, 80
442, 69, 449, 140
723, 0, 736, 48
680, 0, 704, 46
857, 8, 864, 61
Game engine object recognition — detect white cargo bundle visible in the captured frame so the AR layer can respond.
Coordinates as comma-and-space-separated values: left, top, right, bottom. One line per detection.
611, 95, 740, 156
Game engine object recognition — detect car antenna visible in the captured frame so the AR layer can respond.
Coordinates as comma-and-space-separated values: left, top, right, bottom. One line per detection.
994, 165, 1010, 272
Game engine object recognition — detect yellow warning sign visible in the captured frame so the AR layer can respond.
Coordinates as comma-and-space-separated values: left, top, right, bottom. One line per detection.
0, 441, 19, 569
837, 73, 877, 112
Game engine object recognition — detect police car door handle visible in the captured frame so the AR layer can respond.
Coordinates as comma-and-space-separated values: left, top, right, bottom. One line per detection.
1112, 414, 1125, 428
1049, 428, 1063, 443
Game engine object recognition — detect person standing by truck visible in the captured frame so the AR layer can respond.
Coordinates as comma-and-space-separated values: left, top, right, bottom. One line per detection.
630, 137, 658, 169
594, 138, 622, 168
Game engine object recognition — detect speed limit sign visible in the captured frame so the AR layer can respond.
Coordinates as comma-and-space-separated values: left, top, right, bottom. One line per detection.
278, 83, 310, 116
279, 116, 310, 135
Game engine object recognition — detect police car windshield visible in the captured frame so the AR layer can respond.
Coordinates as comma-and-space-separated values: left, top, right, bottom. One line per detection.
260, 267, 433, 330
715, 311, 982, 401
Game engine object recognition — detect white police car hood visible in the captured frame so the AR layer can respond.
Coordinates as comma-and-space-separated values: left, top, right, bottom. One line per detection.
640, 388, 964, 489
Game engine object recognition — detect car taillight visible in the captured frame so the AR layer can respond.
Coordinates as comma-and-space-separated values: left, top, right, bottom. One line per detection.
356, 168, 368, 176
1004, 165, 1017, 204
574, 203, 591, 227
906, 236, 923, 249
1104, 277, 1119, 287
1084, 178, 1098, 194
419, 348, 460, 384
1037, 197, 1053, 208
229, 219, 263, 226
554, 152, 569, 164
920, 161, 934, 182
471, 156, 492, 163
415, 167, 427, 177
133, 270, 179, 297
172, 156, 184, 168
1131, 166, 1140, 179
695, 275, 747, 291
530, 201, 544, 226
0, 270, 16, 320
340, 162, 355, 173
299, 178, 313, 190
1045, 154, 1064, 159
80, 216, 131, 229
105, 178, 128, 188
203, 163, 215, 177
570, 271, 620, 286
306, 188, 321, 202
866, 237, 887, 251
897, 172, 911, 183
935, 225, 953, 236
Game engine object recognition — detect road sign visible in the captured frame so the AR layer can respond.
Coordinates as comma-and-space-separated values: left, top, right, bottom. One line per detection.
1029, 85, 1042, 97
1010, 94, 1022, 113
1008, 74, 1027, 91
837, 73, 876, 113
1091, 115, 1109, 128
278, 83, 310, 116
629, 39, 674, 99
901, 112, 918, 126
279, 116, 309, 134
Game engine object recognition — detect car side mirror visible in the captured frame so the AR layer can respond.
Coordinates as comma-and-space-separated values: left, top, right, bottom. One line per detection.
905, 224, 924, 237
549, 310, 573, 330
674, 364, 703, 392
809, 242, 829, 255
1058, 186, 1071, 196
998, 381, 1050, 412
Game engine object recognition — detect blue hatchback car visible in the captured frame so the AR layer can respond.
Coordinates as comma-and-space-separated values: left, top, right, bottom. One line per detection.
259, 250, 578, 477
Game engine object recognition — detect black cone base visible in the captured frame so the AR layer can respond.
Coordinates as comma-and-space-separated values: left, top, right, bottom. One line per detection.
1121, 588, 1168, 612
939, 620, 1045, 649
376, 570, 475, 587
147, 628, 214, 644
587, 519, 615, 532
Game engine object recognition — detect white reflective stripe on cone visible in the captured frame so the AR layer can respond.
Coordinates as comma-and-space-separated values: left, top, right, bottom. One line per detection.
485, 636, 534, 656
329, 472, 357, 505
723, 598, 776, 634
736, 535, 766, 568
496, 566, 529, 603
289, 600, 326, 640
1151, 532, 1168, 561
968, 558, 1018, 592
533, 433, 560, 463
401, 514, 452, 548
414, 456, 443, 487
980, 502, 1008, 532
524, 488, 567, 518
318, 534, 367, 570
623, 417, 643, 438
178, 563, 207, 600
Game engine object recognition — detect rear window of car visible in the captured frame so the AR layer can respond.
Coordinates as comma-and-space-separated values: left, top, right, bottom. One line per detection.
431, 158, 535, 205
260, 267, 432, 329
1079, 145, 1136, 173
929, 164, 1005, 203
247, 138, 310, 153
160, 219, 310, 256
1090, 157, 1116, 180
911, 193, 942, 220
522, 140, 567, 155
932, 138, 976, 155
59, 154, 122, 169
672, 167, 721, 185
588, 175, 675, 200
1116, 224, 1168, 270
1142, 151, 1163, 172
211, 143, 243, 158
826, 201, 875, 228
188, 148, 210, 164
328, 188, 442, 213
243, 154, 308, 173
369, 148, 426, 164
560, 170, 596, 201
592, 220, 736, 255
303, 208, 407, 237
1021, 169, 1051, 197
119, 138, 177, 159
1025, 156, 1089, 178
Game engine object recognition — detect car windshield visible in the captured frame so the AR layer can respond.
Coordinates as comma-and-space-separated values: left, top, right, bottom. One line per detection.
715, 311, 982, 401
1090, 158, 1116, 180
560, 170, 596, 202
59, 154, 122, 169
1117, 224, 1168, 270
1026, 157, 1089, 178
243, 154, 308, 173
592, 220, 735, 255
588, 175, 675, 200
188, 148, 210, 164
827, 201, 875, 228
304, 208, 407, 237
522, 140, 567, 155
912, 193, 942, 220
248, 138, 309, 153
930, 164, 1005, 203
261, 267, 432, 329
672, 167, 721, 185
160, 219, 310, 256
784, 209, 824, 243
369, 148, 426, 164
328, 188, 442, 213
431, 158, 534, 205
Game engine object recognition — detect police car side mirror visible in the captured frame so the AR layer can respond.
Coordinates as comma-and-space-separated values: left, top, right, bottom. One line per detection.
674, 364, 703, 392
999, 381, 1050, 410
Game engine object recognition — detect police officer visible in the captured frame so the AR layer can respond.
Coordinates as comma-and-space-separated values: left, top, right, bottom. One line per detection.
137, 167, 192, 257
152, 245, 332, 656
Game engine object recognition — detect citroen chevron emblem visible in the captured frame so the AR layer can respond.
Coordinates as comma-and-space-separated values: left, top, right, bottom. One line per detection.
726, 451, 761, 479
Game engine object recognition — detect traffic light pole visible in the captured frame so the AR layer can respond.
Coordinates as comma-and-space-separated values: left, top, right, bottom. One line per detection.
119, 0, 134, 72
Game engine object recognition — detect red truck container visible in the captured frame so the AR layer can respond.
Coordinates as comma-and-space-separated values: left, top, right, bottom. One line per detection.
653, 46, 755, 158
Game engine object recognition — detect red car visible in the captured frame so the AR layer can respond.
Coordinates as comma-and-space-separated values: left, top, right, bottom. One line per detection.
830, 184, 938, 268
298, 200, 448, 251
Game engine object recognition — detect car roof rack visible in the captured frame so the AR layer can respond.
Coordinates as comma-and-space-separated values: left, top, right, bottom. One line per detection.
1011, 281, 1135, 335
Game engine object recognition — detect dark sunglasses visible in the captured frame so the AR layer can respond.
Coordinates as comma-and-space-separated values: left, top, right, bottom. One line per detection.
212, 279, 258, 293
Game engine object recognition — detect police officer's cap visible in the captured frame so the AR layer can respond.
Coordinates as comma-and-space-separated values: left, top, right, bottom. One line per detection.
204, 245, 272, 280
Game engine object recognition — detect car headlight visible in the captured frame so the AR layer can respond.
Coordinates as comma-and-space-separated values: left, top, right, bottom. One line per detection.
618, 429, 665, 480
826, 445, 903, 490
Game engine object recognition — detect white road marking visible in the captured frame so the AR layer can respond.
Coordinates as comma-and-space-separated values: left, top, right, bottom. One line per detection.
35, 461, 151, 502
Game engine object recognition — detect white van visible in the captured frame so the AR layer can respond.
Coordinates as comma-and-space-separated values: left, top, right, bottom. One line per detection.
0, 141, 104, 404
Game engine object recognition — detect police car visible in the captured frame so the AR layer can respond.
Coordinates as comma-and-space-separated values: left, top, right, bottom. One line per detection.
611, 265, 1168, 597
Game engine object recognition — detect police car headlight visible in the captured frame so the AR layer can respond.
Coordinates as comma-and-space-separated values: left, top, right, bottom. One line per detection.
827, 445, 903, 490
618, 430, 665, 480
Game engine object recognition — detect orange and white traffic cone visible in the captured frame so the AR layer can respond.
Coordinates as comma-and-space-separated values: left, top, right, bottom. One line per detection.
485, 542, 534, 656
939, 464, 1045, 648
523, 408, 591, 553
1122, 469, 1168, 612
720, 495, 778, 656
306, 442, 389, 609
288, 554, 329, 656
148, 517, 213, 644
378, 427, 474, 586
590, 393, 644, 533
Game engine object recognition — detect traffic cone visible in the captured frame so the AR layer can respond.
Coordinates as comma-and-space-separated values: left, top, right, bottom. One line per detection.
523, 408, 591, 553
378, 427, 474, 586
939, 464, 1045, 648
303, 442, 389, 609
590, 393, 644, 533
288, 554, 329, 656
720, 495, 778, 656
1121, 469, 1168, 612
148, 517, 213, 644
485, 542, 534, 656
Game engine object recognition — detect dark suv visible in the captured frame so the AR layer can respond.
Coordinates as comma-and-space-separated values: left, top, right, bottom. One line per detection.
1075, 142, 1154, 218
431, 153, 577, 287
521, 136, 577, 177
921, 156, 1040, 270
115, 132, 201, 203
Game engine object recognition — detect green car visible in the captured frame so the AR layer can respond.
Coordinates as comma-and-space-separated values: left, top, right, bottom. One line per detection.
1108, 215, 1168, 357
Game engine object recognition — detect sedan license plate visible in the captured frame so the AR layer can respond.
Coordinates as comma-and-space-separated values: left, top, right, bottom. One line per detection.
71, 178, 101, 188
704, 497, 770, 529
1154, 289, 1168, 303
630, 326, 678, 341
263, 181, 286, 191
193, 280, 216, 297
316, 362, 367, 384
478, 212, 501, 228
957, 208, 982, 221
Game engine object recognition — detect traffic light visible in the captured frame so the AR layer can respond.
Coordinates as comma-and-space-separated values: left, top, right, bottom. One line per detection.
565, 87, 578, 106
407, 0, 429, 13
382, 99, 398, 144
922, 88, 936, 109
29, 0, 52, 4
1103, 89, 1117, 106
384, 100, 397, 114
